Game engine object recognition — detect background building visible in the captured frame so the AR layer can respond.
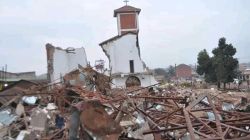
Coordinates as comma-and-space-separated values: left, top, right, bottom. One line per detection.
176, 64, 192, 81
0, 70, 36, 90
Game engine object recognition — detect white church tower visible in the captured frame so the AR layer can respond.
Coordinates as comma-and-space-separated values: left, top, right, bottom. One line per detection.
99, 3, 157, 88
114, 2, 140, 35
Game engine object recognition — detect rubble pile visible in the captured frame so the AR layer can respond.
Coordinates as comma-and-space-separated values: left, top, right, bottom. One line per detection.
1, 69, 250, 140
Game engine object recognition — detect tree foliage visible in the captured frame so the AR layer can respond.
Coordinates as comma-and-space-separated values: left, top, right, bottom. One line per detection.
167, 65, 176, 78
197, 49, 216, 83
154, 68, 168, 78
196, 37, 238, 89
154, 65, 176, 81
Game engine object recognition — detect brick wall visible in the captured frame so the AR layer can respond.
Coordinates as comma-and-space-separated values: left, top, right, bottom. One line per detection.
176, 64, 192, 79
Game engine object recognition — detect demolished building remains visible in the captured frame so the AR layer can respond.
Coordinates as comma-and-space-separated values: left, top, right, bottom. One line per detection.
100, 5, 157, 88
1, 76, 250, 139
1, 3, 250, 140
46, 43, 88, 84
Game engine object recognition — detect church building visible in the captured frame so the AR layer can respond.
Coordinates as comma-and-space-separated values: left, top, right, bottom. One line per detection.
99, 3, 157, 88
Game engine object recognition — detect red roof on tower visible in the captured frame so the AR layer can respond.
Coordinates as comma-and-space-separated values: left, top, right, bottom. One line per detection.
114, 5, 141, 17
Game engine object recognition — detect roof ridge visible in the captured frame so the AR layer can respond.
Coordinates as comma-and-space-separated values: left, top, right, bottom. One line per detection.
114, 5, 141, 17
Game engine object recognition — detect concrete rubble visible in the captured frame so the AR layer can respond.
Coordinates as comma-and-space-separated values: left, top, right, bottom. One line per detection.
0, 67, 250, 140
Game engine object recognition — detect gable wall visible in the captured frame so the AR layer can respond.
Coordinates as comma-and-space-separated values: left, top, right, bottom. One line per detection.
102, 34, 144, 74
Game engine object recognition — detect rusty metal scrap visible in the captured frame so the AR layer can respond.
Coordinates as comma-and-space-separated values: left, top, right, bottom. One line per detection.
1, 69, 250, 140
46, 86, 250, 140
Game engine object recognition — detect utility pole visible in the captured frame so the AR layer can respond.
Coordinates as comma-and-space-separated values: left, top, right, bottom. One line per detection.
4, 64, 7, 87
0, 67, 3, 90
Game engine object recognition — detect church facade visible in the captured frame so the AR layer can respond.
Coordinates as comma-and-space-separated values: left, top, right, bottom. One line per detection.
100, 4, 157, 88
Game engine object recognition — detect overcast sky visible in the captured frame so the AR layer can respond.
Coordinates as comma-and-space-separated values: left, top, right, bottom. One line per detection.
0, 0, 249, 75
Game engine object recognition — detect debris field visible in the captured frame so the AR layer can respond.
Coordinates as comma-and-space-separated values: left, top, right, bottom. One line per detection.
0, 67, 250, 140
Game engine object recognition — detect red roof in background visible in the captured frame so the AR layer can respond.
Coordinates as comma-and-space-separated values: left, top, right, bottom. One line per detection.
114, 5, 141, 17
176, 64, 192, 78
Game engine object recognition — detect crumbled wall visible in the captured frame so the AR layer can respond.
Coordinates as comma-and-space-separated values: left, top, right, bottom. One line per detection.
64, 67, 111, 93
101, 34, 145, 74
46, 43, 88, 83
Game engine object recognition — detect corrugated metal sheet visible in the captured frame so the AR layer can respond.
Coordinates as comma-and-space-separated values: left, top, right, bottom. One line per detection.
0, 110, 17, 126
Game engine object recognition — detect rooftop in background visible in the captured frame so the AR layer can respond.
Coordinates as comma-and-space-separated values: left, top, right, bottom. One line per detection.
243, 69, 250, 75
239, 63, 250, 72
176, 64, 192, 79
0, 71, 36, 81
0, 70, 48, 91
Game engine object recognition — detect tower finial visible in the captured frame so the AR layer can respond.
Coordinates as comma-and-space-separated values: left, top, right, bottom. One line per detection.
123, 0, 129, 6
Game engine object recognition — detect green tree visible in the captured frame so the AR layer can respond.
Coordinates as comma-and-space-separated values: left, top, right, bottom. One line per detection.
196, 37, 238, 89
154, 68, 168, 79
164, 65, 176, 82
154, 66, 176, 82
167, 65, 176, 77
212, 37, 238, 89
196, 49, 216, 83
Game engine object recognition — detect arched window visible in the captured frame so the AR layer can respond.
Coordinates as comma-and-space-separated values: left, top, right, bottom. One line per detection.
126, 76, 141, 87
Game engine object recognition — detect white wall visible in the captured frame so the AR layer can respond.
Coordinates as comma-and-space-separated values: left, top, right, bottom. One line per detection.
51, 48, 88, 83
140, 75, 158, 87
102, 34, 144, 74
111, 74, 157, 88
101, 33, 157, 88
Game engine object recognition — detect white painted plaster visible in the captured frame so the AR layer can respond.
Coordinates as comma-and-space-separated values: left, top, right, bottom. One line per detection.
102, 34, 144, 74
51, 47, 88, 83
117, 14, 121, 35
101, 9, 157, 88
101, 33, 157, 88
111, 74, 157, 88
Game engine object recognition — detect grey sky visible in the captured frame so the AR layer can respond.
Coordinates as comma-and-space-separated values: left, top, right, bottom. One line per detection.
0, 0, 249, 74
